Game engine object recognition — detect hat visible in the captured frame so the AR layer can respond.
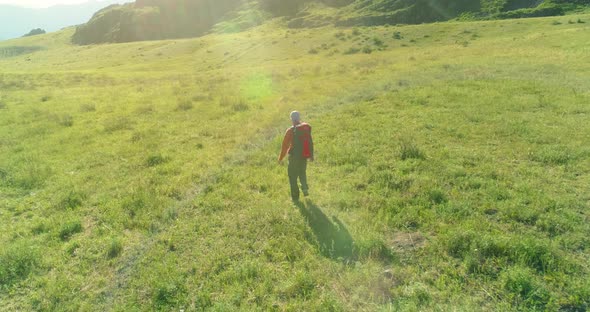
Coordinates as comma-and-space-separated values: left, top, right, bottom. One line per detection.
290, 111, 301, 122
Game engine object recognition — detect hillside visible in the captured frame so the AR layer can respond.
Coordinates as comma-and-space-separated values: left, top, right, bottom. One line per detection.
0, 1, 126, 41
71, 0, 590, 44
1, 13, 590, 311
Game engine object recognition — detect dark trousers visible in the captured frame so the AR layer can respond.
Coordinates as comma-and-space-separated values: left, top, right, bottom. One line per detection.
288, 156, 308, 201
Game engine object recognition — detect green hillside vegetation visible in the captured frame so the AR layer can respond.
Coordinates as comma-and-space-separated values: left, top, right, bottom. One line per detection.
1, 12, 590, 311
23, 29, 47, 38
72, 0, 590, 44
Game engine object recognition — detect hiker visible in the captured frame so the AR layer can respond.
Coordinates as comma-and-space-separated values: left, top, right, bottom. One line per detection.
278, 111, 314, 202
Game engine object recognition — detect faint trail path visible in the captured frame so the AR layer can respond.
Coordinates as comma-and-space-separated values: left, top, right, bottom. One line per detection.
100, 70, 398, 310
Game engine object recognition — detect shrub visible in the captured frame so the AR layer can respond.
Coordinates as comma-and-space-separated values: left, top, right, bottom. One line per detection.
59, 220, 83, 241
536, 214, 572, 237
362, 46, 373, 54
552, 20, 562, 25
135, 105, 154, 114
59, 114, 74, 127
176, 100, 193, 111
66, 242, 80, 256
355, 237, 393, 262
31, 222, 49, 235
428, 189, 447, 205
13, 161, 51, 190
446, 231, 475, 258
373, 37, 384, 46
409, 283, 431, 305
399, 139, 425, 160
504, 205, 539, 225
511, 238, 560, 273
192, 93, 209, 102
122, 188, 157, 219
146, 154, 168, 167
165, 207, 179, 222
23, 28, 46, 37
281, 272, 316, 299
578, 19, 585, 23
232, 98, 249, 112
104, 117, 132, 132
393, 31, 403, 40
79, 103, 96, 112
343, 47, 360, 55
152, 281, 187, 307
308, 48, 319, 54
107, 238, 123, 259
41, 96, 51, 102
58, 191, 86, 210
0, 241, 40, 286
501, 266, 549, 308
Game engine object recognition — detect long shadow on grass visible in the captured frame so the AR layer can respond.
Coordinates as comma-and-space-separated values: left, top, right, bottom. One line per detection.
296, 200, 355, 261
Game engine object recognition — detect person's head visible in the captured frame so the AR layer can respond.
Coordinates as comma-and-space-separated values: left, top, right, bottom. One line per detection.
290, 111, 301, 125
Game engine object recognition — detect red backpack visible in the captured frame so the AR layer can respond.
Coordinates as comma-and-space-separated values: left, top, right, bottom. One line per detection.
290, 123, 313, 159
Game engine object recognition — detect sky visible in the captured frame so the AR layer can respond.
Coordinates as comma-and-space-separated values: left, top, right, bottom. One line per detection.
0, 0, 123, 8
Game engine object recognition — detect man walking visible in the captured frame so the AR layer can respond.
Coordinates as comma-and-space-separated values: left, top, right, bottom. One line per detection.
278, 111, 314, 202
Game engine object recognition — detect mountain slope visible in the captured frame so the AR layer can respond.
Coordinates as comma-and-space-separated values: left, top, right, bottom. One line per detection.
0, 1, 125, 41
70, 0, 590, 44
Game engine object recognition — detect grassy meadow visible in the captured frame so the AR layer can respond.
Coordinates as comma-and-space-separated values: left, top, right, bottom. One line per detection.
1, 14, 589, 311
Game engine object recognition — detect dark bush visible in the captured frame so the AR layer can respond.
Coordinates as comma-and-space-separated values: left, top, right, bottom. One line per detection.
147, 154, 168, 167
399, 139, 425, 160
428, 189, 448, 205
107, 238, 123, 259
501, 267, 549, 309
80, 103, 96, 112
0, 242, 40, 287
23, 28, 46, 37
59, 114, 74, 127
58, 191, 86, 210
343, 47, 361, 55
59, 220, 83, 241
176, 100, 193, 111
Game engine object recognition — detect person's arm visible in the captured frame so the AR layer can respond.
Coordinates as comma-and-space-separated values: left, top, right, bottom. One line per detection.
278, 128, 293, 163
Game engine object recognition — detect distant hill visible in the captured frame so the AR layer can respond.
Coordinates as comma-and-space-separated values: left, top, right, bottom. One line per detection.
0, 1, 126, 41
72, 0, 590, 44
72, 0, 244, 44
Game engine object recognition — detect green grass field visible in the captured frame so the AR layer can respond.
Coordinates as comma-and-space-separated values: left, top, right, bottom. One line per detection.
1, 13, 589, 311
